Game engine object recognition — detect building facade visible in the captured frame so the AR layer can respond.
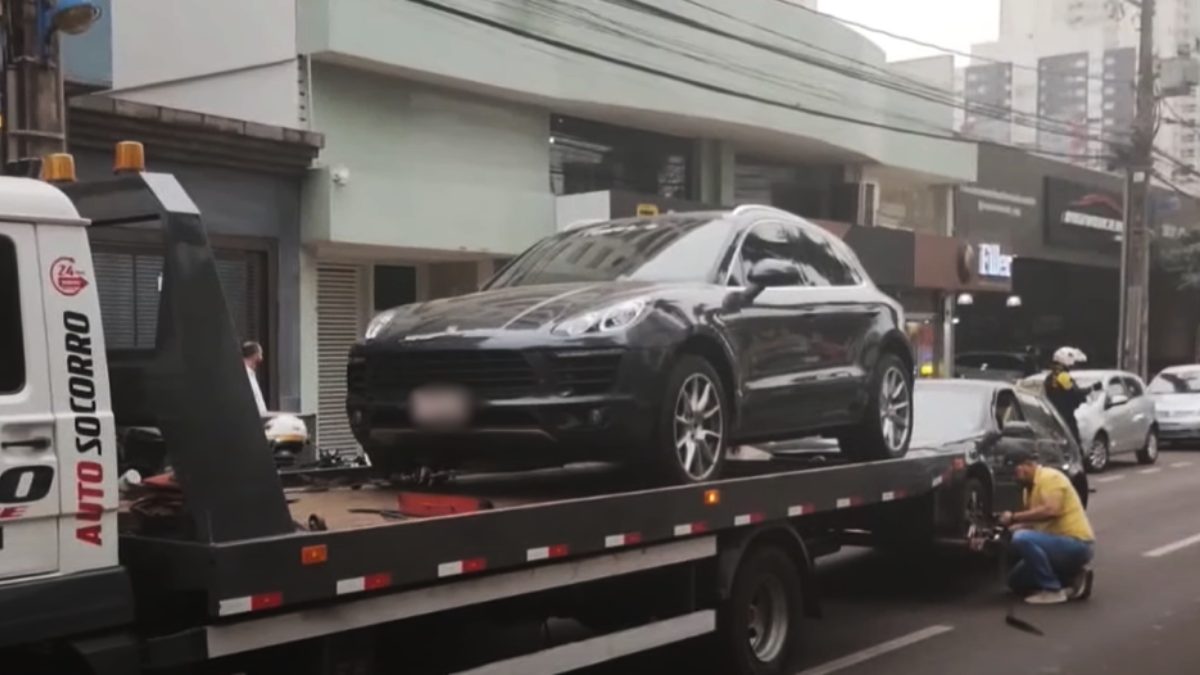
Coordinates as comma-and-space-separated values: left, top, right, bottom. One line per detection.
79, 0, 982, 447
954, 144, 1200, 372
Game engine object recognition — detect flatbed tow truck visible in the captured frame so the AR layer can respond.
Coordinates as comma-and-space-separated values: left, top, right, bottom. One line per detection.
0, 146, 984, 675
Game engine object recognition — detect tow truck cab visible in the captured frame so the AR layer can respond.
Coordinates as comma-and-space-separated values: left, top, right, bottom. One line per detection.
0, 176, 127, 642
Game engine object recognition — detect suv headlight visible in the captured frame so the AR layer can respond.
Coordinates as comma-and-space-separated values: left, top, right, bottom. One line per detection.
553, 299, 649, 337
364, 309, 397, 340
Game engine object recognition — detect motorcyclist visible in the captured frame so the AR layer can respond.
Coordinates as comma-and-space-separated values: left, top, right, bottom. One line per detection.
1043, 346, 1091, 443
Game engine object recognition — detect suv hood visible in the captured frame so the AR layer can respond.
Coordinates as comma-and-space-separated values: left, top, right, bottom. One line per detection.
370, 282, 667, 340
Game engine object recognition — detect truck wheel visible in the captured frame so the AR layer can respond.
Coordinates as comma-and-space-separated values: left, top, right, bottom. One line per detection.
961, 477, 991, 538
838, 353, 912, 462
653, 355, 728, 484
718, 546, 804, 675
1136, 430, 1159, 465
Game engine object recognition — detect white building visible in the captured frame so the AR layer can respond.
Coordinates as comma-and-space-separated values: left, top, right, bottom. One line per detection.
963, 0, 1200, 182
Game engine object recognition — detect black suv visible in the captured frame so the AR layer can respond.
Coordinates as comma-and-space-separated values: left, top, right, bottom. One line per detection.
348, 207, 914, 483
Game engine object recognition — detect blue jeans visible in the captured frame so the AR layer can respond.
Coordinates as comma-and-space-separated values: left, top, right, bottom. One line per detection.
1007, 529, 1094, 593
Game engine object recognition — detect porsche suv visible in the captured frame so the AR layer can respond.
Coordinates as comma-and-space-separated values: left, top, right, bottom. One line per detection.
347, 206, 915, 483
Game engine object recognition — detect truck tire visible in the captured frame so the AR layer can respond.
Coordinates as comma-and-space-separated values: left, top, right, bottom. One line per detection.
653, 355, 729, 484
838, 353, 912, 462
717, 546, 804, 675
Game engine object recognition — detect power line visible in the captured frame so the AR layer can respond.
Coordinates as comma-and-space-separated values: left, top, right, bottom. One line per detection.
406, 0, 1111, 162
779, 0, 1133, 85
616, 0, 1127, 144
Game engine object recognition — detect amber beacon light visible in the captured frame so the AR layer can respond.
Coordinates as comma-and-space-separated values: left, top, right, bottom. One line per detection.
41, 153, 77, 183
114, 141, 146, 174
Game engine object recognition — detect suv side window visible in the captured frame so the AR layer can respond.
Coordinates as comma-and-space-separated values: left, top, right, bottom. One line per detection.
0, 236, 25, 393
1123, 376, 1145, 397
734, 220, 861, 287
734, 222, 802, 287
788, 221, 861, 287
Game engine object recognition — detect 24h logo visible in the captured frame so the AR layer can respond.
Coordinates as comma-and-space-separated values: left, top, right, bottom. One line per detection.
50, 256, 89, 296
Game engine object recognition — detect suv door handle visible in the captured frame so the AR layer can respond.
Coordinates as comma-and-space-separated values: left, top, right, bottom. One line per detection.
1, 437, 51, 451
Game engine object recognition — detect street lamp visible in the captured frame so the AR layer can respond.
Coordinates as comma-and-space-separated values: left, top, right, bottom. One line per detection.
39, 0, 101, 44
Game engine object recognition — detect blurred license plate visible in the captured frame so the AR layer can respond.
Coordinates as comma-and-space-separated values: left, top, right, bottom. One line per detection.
410, 386, 472, 429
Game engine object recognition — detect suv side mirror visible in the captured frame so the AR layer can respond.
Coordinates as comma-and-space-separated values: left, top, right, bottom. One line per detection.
740, 259, 801, 304
1000, 420, 1037, 440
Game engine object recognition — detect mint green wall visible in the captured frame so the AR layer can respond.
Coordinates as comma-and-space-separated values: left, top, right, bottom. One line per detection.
298, 0, 976, 182
306, 63, 554, 253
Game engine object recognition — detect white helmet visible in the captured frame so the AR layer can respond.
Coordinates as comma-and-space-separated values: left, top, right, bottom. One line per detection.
1052, 346, 1088, 368
265, 414, 309, 446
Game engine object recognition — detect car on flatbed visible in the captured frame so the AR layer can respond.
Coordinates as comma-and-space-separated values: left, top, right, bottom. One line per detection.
349, 208, 915, 484
0, 158, 996, 675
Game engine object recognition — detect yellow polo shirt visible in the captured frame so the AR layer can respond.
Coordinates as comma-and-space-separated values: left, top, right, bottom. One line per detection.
1025, 467, 1094, 542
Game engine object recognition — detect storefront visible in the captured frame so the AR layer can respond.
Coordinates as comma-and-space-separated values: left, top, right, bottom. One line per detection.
68, 97, 322, 411
951, 145, 1200, 372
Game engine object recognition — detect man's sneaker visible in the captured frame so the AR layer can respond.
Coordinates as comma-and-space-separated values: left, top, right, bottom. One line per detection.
1025, 589, 1069, 605
1068, 568, 1094, 601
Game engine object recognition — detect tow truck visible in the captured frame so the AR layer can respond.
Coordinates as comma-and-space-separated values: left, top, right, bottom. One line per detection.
0, 144, 985, 675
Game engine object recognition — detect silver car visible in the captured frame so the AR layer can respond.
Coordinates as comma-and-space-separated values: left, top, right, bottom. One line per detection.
1019, 369, 1158, 472
1149, 365, 1200, 447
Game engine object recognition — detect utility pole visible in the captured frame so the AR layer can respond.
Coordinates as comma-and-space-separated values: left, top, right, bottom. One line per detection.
2, 0, 69, 169
1118, 0, 1156, 379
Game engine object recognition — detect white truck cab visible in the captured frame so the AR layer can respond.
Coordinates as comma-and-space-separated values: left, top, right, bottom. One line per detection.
0, 177, 118, 586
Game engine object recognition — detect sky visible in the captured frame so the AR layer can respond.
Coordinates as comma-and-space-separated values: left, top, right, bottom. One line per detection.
818, 0, 1001, 62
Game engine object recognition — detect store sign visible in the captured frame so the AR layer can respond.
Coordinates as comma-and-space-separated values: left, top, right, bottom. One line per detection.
1043, 177, 1123, 251
978, 243, 1012, 278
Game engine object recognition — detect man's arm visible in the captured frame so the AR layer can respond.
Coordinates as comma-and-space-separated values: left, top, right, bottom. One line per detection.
1000, 487, 1065, 525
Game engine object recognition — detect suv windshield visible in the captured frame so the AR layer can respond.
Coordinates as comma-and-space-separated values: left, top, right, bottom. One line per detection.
488, 216, 731, 288
1148, 369, 1200, 394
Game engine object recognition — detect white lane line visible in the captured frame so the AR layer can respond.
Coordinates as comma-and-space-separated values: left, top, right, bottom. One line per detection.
795, 625, 954, 675
1144, 532, 1200, 558
1094, 474, 1126, 483
1140, 467, 1163, 475
1170, 461, 1193, 468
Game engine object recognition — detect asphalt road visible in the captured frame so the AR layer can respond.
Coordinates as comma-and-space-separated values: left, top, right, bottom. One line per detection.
582, 449, 1200, 675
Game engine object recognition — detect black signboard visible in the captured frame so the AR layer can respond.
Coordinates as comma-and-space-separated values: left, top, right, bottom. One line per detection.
1043, 177, 1123, 251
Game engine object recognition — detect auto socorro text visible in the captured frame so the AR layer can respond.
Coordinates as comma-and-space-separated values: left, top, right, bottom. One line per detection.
64, 310, 105, 546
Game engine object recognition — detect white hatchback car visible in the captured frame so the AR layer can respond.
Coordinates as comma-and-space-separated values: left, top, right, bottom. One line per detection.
1018, 369, 1158, 472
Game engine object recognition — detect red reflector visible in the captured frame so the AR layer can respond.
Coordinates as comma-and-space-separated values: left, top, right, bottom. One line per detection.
398, 492, 493, 518
548, 544, 570, 558
693, 521, 709, 533
626, 532, 643, 545
463, 558, 488, 573
364, 573, 392, 590
251, 592, 283, 611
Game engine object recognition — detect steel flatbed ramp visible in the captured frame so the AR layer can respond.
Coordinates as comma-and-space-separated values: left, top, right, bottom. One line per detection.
121, 450, 965, 625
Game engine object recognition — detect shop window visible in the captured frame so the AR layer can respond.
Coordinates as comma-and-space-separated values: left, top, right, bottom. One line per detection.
0, 236, 24, 394
549, 115, 694, 199
374, 265, 417, 311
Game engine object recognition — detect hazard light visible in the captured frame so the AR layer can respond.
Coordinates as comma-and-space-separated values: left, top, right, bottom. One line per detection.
114, 141, 146, 174
301, 544, 328, 566
704, 489, 721, 506
41, 153, 76, 183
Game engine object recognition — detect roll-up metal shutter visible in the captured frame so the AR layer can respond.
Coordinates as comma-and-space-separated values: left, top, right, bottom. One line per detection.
317, 264, 364, 451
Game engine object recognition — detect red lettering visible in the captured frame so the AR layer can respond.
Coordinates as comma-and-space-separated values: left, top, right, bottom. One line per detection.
75, 524, 102, 546
77, 499, 103, 522
77, 461, 103, 483
77, 483, 103, 501
0, 506, 27, 519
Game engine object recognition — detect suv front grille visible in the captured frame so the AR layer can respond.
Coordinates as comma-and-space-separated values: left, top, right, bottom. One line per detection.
352, 350, 538, 399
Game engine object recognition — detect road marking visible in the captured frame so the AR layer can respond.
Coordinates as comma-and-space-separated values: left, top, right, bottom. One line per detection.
1139, 467, 1163, 475
1094, 474, 1126, 483
1170, 461, 1193, 468
794, 625, 954, 675
1144, 533, 1200, 558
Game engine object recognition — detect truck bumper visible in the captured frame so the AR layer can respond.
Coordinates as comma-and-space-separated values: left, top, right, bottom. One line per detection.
0, 566, 133, 648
